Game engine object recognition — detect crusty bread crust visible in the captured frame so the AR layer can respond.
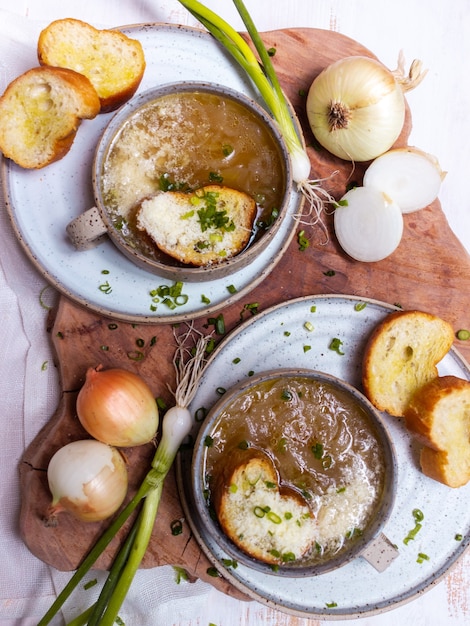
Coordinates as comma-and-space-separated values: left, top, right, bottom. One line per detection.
362, 310, 454, 417
0, 66, 100, 169
38, 18, 145, 112
214, 455, 316, 565
404, 375, 470, 487
136, 185, 257, 266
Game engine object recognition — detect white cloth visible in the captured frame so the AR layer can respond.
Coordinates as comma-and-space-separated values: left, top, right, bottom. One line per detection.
1, 3, 469, 625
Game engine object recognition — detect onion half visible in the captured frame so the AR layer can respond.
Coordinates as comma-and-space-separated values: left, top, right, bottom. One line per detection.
334, 186, 403, 262
363, 147, 445, 213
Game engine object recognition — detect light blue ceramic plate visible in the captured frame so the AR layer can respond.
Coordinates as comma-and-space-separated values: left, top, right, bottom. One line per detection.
2, 23, 302, 323
177, 294, 470, 619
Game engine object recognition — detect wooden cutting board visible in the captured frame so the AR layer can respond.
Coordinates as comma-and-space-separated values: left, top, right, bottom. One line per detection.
19, 27, 470, 600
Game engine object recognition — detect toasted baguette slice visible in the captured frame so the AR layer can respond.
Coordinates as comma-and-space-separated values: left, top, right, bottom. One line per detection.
38, 18, 145, 112
362, 310, 454, 417
136, 185, 256, 266
0, 66, 100, 169
404, 376, 470, 488
214, 455, 316, 565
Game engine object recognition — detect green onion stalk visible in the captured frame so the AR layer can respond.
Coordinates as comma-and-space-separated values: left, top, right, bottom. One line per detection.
177, 0, 336, 232
38, 325, 213, 625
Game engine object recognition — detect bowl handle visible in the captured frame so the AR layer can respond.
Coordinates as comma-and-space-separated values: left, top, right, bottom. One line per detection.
66, 207, 108, 250
360, 533, 399, 572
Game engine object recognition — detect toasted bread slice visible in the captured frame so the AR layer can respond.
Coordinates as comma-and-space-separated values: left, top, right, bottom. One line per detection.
38, 18, 145, 112
404, 375, 470, 487
136, 185, 257, 266
0, 66, 100, 169
362, 310, 454, 417
214, 455, 316, 565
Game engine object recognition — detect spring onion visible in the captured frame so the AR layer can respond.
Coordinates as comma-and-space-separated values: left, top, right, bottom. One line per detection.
177, 0, 336, 232
39, 325, 214, 625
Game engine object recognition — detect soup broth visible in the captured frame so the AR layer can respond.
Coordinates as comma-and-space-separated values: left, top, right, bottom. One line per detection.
203, 376, 387, 566
100, 91, 286, 265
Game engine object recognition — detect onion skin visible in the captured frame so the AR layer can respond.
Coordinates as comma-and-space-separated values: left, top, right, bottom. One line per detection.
306, 56, 406, 162
47, 440, 128, 523
77, 366, 159, 447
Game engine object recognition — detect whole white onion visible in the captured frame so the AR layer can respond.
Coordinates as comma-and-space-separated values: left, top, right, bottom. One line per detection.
47, 439, 128, 522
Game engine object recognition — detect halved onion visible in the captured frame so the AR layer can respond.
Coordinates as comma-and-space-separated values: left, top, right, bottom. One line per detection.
363, 147, 445, 213
334, 186, 403, 262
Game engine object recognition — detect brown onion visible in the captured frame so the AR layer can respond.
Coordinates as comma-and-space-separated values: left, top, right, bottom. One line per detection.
76, 365, 159, 447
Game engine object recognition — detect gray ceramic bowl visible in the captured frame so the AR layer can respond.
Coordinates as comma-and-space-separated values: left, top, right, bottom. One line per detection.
66, 81, 293, 282
191, 368, 398, 577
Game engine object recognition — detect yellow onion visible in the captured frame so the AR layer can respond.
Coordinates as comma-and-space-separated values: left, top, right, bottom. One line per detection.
306, 53, 426, 162
47, 439, 128, 522
77, 365, 159, 447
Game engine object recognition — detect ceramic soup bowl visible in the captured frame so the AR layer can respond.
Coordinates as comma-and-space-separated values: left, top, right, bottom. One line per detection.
191, 368, 399, 577
66, 81, 293, 282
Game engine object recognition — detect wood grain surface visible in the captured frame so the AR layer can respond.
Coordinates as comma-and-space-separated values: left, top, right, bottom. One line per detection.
18, 27, 470, 600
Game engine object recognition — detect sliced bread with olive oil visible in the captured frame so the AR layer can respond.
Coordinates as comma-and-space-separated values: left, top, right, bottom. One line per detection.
136, 184, 257, 266
38, 18, 146, 112
0, 66, 100, 169
362, 310, 454, 417
404, 375, 470, 488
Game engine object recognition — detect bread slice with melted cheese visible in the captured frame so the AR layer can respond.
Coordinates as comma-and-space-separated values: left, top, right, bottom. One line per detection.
38, 18, 145, 112
404, 375, 470, 487
0, 66, 100, 169
214, 455, 316, 565
362, 310, 455, 417
136, 185, 257, 266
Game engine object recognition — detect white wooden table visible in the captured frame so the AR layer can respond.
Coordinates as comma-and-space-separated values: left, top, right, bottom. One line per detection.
0, 1, 468, 625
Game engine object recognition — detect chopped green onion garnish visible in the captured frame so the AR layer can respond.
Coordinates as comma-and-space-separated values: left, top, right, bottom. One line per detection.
354, 302, 367, 311
329, 337, 344, 355
456, 329, 470, 341
170, 519, 183, 536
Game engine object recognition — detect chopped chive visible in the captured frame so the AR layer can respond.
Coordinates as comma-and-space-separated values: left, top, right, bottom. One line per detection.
303, 345, 311, 353
98, 281, 112, 294
83, 579, 98, 590
201, 294, 211, 304
170, 519, 183, 536
232, 357, 241, 364
354, 302, 367, 311
173, 566, 189, 584
206, 567, 220, 577
227, 284, 237, 294
304, 321, 314, 331
329, 337, 344, 355
195, 407, 207, 422
297, 229, 309, 251
456, 329, 470, 341
39, 285, 54, 310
